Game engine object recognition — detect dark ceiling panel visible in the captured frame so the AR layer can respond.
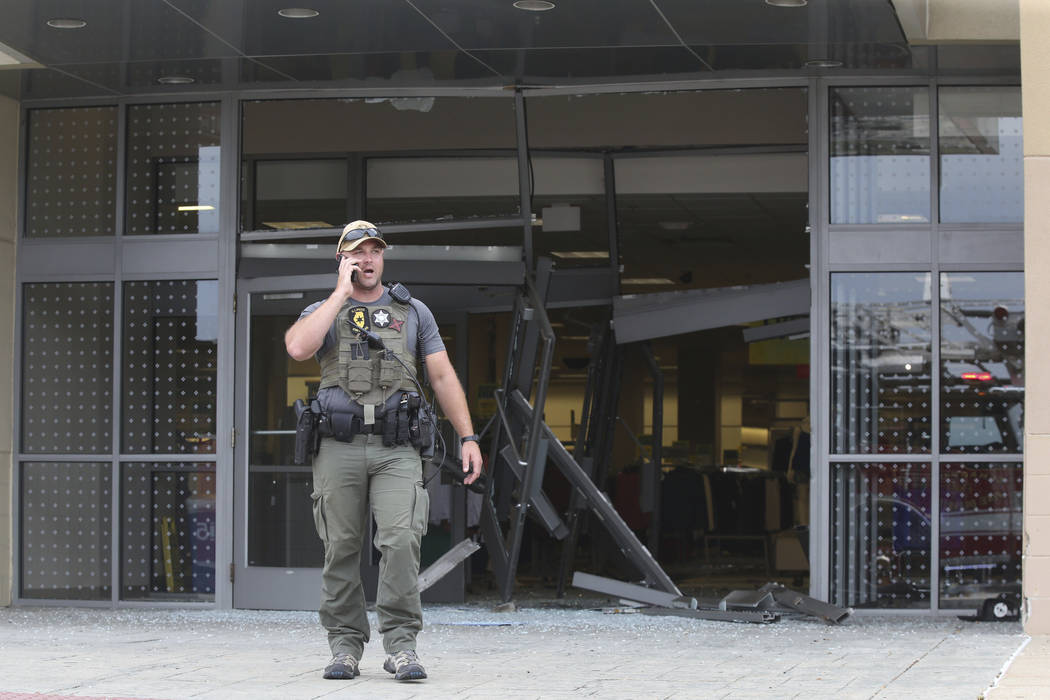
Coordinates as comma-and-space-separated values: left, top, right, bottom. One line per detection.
168, 0, 457, 56
473, 46, 704, 83
0, 0, 241, 65
246, 51, 501, 85
411, 0, 678, 50
656, 0, 905, 46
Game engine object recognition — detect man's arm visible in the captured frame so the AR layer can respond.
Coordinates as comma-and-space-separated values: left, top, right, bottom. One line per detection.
425, 349, 483, 484
285, 257, 356, 360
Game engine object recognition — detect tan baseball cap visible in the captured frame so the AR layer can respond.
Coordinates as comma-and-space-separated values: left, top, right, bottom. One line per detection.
336, 220, 386, 254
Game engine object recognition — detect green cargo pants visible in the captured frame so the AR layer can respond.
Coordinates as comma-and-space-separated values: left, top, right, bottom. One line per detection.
311, 433, 429, 660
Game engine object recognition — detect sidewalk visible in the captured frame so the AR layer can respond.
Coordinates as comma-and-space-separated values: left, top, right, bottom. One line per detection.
0, 604, 1032, 699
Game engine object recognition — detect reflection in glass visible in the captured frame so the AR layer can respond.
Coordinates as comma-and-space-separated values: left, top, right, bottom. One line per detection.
830, 87, 930, 224
21, 282, 114, 454
248, 292, 324, 567
125, 102, 220, 235
831, 462, 930, 609
21, 462, 111, 600
831, 273, 932, 454
939, 87, 1022, 223
122, 280, 218, 453
26, 106, 117, 238
248, 472, 323, 567
939, 462, 1021, 611
940, 273, 1024, 453
247, 159, 347, 232
121, 463, 216, 601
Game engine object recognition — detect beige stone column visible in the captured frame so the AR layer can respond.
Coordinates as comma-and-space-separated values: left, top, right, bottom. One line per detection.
1022, 0, 1050, 633
0, 94, 18, 606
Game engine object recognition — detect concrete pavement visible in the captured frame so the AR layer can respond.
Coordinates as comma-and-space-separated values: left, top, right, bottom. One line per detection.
0, 604, 1032, 699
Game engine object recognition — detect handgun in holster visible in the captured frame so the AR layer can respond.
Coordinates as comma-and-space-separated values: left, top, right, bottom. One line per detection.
293, 397, 322, 465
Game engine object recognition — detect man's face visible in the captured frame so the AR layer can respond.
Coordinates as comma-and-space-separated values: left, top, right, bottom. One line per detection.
341, 238, 385, 290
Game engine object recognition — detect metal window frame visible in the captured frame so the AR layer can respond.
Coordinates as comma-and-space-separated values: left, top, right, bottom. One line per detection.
818, 78, 1024, 615
13, 94, 229, 608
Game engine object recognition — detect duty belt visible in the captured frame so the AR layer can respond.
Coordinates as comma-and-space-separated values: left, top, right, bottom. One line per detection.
319, 414, 386, 438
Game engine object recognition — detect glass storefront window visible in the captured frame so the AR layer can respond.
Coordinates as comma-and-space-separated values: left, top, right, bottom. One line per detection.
122, 280, 218, 454
247, 159, 347, 232
21, 282, 114, 454
831, 462, 931, 609
21, 462, 112, 600
830, 87, 931, 224
125, 102, 221, 235
940, 272, 1024, 453
939, 87, 1022, 223
121, 462, 216, 601
831, 273, 932, 454
26, 106, 117, 238
939, 462, 1021, 611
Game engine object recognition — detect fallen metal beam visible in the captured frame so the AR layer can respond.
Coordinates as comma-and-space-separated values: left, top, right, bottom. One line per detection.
418, 539, 481, 593
719, 582, 852, 624
573, 572, 696, 610
639, 607, 779, 624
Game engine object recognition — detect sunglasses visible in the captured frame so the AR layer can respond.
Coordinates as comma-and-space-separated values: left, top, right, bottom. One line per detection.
335, 227, 384, 259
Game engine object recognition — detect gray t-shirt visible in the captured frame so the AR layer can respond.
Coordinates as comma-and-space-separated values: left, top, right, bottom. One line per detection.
299, 288, 444, 415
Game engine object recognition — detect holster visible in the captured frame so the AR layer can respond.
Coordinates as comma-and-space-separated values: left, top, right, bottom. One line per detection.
293, 397, 322, 465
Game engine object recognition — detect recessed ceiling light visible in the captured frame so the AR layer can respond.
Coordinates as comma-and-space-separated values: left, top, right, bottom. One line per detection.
765, 0, 807, 6
157, 75, 195, 85
278, 8, 320, 18
805, 59, 844, 68
513, 1, 556, 11
46, 18, 87, 29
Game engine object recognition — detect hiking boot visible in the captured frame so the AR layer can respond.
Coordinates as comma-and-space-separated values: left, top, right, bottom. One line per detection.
383, 650, 427, 681
323, 652, 360, 680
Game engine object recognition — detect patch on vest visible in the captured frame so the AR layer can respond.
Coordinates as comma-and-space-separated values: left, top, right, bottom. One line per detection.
389, 317, 404, 332
372, 309, 391, 328
349, 306, 370, 331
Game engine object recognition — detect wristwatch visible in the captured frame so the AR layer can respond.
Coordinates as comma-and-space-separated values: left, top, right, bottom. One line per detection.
460, 434, 480, 444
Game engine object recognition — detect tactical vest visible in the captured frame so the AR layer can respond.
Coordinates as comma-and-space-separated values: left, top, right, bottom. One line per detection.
318, 301, 417, 407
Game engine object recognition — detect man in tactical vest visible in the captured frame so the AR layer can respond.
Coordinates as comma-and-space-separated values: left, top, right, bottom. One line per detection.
285, 220, 483, 682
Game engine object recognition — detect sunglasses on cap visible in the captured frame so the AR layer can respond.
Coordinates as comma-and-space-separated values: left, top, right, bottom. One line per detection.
335, 227, 384, 259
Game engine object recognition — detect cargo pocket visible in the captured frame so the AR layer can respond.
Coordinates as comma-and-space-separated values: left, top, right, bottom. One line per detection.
411, 484, 430, 536
311, 491, 330, 545
343, 358, 373, 394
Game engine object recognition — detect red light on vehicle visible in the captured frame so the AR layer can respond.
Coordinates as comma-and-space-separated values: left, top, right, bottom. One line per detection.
993, 305, 1009, 321
961, 371, 993, 381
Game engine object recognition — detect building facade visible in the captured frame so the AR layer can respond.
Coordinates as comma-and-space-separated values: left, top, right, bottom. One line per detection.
2, 0, 1047, 628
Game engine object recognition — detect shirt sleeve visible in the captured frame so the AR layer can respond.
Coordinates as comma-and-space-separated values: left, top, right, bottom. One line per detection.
412, 299, 446, 356
299, 301, 337, 358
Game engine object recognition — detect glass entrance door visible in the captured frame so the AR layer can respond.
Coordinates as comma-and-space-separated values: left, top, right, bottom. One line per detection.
233, 277, 335, 609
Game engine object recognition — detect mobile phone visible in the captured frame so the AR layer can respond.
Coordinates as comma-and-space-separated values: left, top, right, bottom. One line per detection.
351, 270, 358, 283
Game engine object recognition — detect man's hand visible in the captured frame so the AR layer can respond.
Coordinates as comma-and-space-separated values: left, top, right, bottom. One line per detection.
335, 255, 360, 299
461, 440, 484, 485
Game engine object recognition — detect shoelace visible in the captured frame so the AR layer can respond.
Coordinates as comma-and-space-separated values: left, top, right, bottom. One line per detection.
393, 651, 418, 668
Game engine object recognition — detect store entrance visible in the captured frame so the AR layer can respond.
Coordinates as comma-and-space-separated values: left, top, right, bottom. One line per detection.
232, 273, 491, 610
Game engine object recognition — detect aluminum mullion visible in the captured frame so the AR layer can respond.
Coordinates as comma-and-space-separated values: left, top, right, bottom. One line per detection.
929, 81, 942, 613
810, 77, 831, 602
110, 269, 122, 607
603, 154, 620, 284
213, 92, 240, 609
10, 247, 25, 603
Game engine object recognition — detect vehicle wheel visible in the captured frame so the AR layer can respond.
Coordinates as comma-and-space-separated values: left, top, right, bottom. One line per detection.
982, 598, 1015, 621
